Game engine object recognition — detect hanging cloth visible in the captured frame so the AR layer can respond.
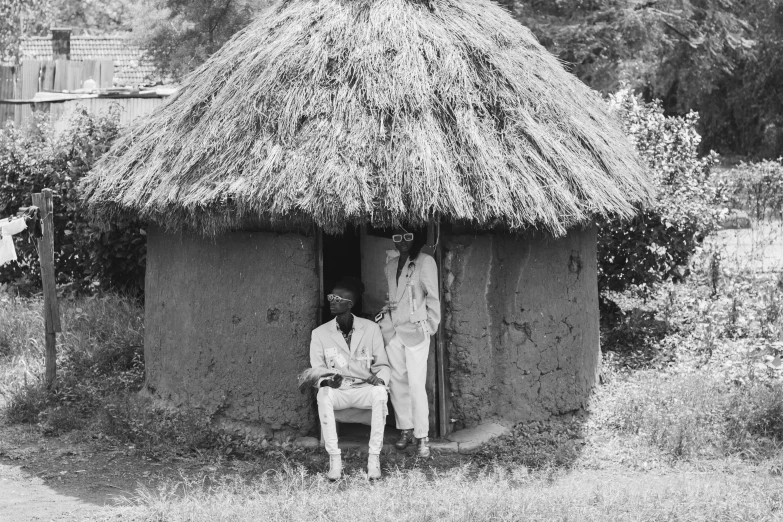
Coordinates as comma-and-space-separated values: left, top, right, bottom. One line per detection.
0, 217, 28, 266
1, 217, 27, 236
0, 234, 16, 266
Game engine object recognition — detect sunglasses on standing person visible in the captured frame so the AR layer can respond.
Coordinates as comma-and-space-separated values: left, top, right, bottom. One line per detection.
392, 233, 414, 243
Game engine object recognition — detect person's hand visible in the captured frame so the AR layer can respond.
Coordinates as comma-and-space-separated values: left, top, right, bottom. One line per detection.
321, 374, 343, 388
366, 371, 384, 386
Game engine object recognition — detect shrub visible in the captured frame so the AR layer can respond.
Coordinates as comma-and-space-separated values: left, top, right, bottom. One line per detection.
726, 383, 783, 447
6, 382, 49, 424
599, 90, 720, 294
717, 159, 783, 220
600, 307, 671, 363
97, 394, 235, 454
473, 416, 585, 470
600, 371, 783, 459
0, 108, 146, 296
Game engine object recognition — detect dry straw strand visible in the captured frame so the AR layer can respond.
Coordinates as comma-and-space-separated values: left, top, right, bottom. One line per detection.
81, 0, 653, 236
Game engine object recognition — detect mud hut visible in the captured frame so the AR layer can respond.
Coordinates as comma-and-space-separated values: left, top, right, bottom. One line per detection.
82, 0, 653, 439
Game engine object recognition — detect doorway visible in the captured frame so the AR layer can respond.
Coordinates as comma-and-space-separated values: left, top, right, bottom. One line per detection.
321, 229, 362, 322
320, 228, 400, 437
317, 224, 451, 438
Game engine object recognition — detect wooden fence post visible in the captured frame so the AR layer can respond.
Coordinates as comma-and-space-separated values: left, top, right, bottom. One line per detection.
31, 189, 61, 387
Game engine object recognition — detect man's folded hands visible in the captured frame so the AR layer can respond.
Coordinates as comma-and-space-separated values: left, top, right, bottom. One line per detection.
366, 370, 385, 387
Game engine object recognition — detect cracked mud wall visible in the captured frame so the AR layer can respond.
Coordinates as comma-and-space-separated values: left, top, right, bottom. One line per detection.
443, 227, 599, 429
144, 227, 319, 439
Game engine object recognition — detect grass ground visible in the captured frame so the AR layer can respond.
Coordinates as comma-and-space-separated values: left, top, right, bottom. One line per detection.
121, 466, 783, 522
1, 223, 783, 520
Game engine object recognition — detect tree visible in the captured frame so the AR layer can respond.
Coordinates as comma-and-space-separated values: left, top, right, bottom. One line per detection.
130, 0, 273, 81
700, 1, 783, 157
49, 0, 135, 34
499, 0, 783, 158
1, 0, 135, 64
500, 1, 753, 106
1, 0, 53, 64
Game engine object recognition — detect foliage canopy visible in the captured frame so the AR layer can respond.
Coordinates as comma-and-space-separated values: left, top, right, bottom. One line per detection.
499, 0, 783, 158
129, 0, 273, 81
1, 0, 135, 64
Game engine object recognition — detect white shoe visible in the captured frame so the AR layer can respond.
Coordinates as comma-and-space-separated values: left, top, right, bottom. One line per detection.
367, 453, 382, 480
326, 454, 342, 481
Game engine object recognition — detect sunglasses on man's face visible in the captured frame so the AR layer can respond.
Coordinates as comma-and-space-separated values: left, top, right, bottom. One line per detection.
327, 294, 353, 305
392, 233, 414, 243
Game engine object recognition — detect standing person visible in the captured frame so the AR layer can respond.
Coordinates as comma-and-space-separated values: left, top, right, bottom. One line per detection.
380, 229, 440, 457
309, 281, 391, 480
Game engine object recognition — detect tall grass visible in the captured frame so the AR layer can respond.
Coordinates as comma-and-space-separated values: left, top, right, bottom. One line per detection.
124, 465, 783, 522
597, 371, 783, 459
0, 295, 48, 401
0, 291, 144, 424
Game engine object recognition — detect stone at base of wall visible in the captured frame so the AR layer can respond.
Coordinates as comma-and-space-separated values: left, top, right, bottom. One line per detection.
445, 422, 510, 454
293, 436, 320, 449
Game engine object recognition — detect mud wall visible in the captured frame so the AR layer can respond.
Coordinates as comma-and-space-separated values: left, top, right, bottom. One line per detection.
144, 227, 319, 439
443, 227, 599, 429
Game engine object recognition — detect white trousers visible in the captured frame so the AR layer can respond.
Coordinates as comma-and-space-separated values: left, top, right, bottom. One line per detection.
317, 386, 388, 455
386, 335, 430, 438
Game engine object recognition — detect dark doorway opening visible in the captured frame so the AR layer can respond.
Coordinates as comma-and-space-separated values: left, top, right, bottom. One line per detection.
319, 228, 402, 432
317, 223, 450, 438
321, 229, 362, 323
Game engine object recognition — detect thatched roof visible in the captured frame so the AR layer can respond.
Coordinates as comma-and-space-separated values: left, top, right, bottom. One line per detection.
81, 0, 653, 236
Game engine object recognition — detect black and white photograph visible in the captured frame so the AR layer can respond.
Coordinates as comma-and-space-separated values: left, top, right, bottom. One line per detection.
1, 0, 782, 520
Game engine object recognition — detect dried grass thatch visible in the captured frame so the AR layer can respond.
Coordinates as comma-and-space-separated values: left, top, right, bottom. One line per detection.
81, 0, 653, 236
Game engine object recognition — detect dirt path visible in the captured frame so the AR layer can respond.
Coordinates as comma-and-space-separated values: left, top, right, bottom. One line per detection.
0, 424, 334, 521
0, 426, 183, 521
0, 461, 125, 522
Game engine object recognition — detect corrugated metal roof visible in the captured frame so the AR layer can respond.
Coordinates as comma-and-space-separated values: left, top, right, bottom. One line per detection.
19, 36, 158, 86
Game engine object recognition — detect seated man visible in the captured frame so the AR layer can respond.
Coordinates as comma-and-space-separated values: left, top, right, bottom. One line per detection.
309, 281, 391, 480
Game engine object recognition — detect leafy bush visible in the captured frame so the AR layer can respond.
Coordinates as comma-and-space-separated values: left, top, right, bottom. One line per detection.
599, 91, 720, 294
726, 384, 783, 446
600, 307, 672, 366
717, 159, 783, 220
5, 381, 49, 424
0, 108, 146, 296
473, 416, 586, 470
